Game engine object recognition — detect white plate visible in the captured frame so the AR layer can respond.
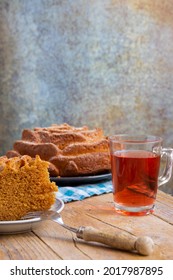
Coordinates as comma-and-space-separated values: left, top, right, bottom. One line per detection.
0, 198, 64, 234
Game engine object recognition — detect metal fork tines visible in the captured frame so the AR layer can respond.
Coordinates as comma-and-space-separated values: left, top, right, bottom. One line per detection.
22, 210, 77, 233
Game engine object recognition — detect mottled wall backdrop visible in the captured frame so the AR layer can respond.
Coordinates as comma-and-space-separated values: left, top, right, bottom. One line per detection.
1, 1, 173, 165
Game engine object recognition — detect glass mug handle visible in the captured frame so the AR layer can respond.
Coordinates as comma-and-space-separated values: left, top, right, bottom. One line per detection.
158, 148, 173, 187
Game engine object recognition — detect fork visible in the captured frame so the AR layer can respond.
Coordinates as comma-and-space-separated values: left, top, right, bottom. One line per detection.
23, 210, 154, 256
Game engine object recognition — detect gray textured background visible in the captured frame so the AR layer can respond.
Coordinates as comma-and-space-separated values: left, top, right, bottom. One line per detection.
0, 0, 173, 191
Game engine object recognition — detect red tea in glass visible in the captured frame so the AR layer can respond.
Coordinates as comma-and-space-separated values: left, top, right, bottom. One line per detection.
111, 150, 160, 211
109, 135, 173, 215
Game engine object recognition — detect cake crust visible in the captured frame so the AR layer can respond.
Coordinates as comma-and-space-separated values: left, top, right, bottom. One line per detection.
6, 123, 111, 177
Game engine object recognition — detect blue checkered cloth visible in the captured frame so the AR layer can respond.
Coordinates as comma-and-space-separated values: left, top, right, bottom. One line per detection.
56, 180, 113, 203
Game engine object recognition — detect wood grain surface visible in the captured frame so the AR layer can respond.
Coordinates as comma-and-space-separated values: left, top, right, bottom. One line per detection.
0, 190, 172, 260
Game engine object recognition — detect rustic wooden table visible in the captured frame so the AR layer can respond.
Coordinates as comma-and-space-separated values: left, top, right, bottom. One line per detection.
0, 190, 172, 260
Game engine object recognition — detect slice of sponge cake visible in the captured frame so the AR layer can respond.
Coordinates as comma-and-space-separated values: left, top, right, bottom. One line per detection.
0, 155, 58, 221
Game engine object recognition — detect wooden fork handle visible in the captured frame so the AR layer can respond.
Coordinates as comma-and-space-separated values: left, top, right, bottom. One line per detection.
76, 226, 154, 256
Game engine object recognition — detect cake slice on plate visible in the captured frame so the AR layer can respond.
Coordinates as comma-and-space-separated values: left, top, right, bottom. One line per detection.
0, 155, 58, 221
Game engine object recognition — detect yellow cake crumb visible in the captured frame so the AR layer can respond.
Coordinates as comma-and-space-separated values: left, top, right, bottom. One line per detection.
0, 155, 58, 221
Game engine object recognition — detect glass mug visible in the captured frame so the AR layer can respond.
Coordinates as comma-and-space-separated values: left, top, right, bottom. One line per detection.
109, 135, 173, 216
